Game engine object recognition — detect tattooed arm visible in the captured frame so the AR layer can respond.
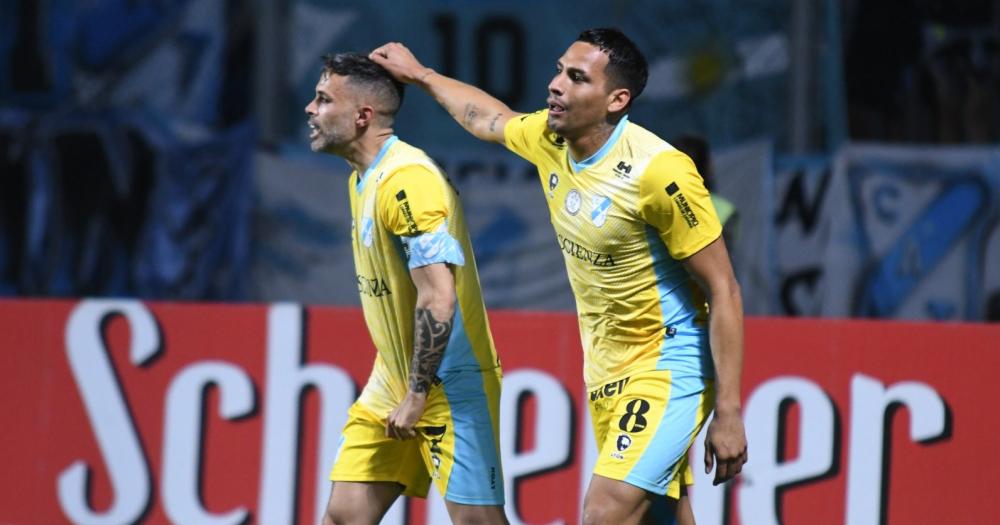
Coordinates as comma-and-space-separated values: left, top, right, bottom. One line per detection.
386, 262, 456, 439
370, 42, 521, 144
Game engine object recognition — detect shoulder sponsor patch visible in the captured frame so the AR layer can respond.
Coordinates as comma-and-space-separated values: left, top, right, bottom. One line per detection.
394, 189, 420, 234
665, 182, 699, 227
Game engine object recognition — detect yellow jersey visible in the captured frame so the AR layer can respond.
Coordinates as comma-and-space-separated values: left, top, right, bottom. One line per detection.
348, 136, 499, 417
504, 111, 722, 387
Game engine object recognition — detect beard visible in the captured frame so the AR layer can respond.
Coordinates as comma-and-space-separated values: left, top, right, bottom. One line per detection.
309, 127, 347, 153
308, 113, 359, 154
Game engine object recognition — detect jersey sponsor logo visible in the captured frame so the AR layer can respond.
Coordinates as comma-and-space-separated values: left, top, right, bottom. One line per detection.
558, 234, 617, 267
589, 376, 630, 401
360, 216, 374, 247
395, 189, 420, 234
666, 183, 700, 227
565, 189, 582, 215
591, 195, 612, 227
613, 161, 633, 180
548, 172, 559, 198
356, 274, 391, 297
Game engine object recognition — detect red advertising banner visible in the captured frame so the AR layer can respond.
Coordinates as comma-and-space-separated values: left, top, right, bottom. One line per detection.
0, 300, 996, 524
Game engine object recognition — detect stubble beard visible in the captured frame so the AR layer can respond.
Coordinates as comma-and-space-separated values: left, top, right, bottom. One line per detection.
310, 127, 343, 154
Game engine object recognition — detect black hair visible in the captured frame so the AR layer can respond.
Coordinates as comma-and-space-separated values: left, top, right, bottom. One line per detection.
321, 52, 405, 118
576, 28, 649, 105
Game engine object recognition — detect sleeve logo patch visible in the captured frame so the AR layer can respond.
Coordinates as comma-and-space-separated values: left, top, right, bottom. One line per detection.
665, 183, 699, 228
394, 189, 420, 234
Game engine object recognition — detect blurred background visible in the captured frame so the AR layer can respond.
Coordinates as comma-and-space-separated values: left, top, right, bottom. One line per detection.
4, 3, 1000, 524
2, 0, 999, 321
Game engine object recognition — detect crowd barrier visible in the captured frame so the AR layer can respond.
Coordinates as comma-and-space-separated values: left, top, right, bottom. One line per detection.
1, 299, 995, 524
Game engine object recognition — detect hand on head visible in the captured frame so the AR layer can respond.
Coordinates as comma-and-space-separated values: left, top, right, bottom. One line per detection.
370, 43, 433, 85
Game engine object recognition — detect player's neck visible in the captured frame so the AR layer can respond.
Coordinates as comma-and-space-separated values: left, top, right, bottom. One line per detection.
344, 128, 395, 175
567, 121, 617, 163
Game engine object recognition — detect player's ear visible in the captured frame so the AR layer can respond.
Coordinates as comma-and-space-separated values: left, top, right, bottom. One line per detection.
607, 88, 631, 113
356, 105, 376, 128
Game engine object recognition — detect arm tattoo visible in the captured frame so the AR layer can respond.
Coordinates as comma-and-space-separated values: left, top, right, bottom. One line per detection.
409, 307, 453, 394
462, 103, 479, 128
489, 113, 502, 132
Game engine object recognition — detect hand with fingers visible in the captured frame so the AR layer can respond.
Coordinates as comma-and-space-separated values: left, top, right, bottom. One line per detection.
369, 42, 435, 85
704, 410, 748, 485
385, 391, 427, 440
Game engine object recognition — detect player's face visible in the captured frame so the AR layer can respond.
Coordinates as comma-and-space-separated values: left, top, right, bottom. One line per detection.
304, 73, 360, 153
546, 41, 615, 138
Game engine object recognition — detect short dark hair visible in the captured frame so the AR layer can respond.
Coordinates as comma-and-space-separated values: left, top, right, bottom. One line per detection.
321, 52, 405, 119
576, 28, 648, 105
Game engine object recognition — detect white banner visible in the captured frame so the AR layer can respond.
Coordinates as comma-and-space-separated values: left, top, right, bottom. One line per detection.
821, 144, 1000, 320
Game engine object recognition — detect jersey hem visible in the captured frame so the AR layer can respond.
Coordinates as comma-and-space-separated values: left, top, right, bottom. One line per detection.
585, 361, 707, 390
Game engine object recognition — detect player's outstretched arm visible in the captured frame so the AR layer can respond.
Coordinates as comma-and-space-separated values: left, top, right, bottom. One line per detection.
370, 42, 522, 144
682, 238, 748, 485
386, 262, 456, 440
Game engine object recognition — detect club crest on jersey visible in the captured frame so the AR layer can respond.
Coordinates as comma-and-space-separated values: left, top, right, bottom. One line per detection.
591, 195, 612, 227
565, 189, 582, 215
360, 216, 374, 247
612, 433, 632, 459
616, 433, 632, 452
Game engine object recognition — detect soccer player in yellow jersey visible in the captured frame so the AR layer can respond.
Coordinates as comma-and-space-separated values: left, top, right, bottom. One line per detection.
305, 53, 507, 525
372, 28, 747, 525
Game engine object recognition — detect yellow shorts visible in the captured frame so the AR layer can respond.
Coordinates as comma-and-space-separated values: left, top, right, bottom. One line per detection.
589, 369, 714, 499
329, 368, 504, 505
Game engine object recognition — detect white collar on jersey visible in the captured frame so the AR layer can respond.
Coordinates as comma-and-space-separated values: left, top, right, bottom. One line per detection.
569, 115, 629, 173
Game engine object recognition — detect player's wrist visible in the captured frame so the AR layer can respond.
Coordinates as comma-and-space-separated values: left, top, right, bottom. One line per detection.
714, 401, 742, 417
405, 389, 429, 401
416, 67, 436, 86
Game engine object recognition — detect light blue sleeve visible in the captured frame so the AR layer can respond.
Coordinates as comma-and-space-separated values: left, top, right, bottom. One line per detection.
403, 222, 466, 269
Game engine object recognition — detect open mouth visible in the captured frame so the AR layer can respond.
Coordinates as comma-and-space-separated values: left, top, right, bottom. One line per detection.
308, 121, 320, 139
547, 99, 566, 115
